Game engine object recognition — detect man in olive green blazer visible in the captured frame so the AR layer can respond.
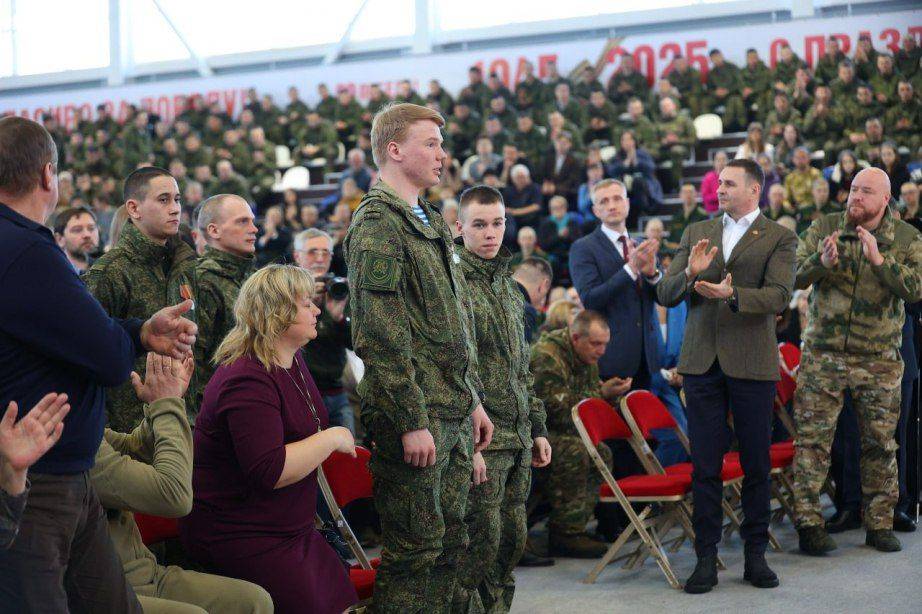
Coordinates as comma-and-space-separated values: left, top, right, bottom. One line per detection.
657, 159, 797, 594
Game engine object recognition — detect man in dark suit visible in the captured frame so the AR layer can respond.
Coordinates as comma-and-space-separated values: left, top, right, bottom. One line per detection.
657, 159, 797, 593
569, 178, 661, 391
541, 132, 582, 209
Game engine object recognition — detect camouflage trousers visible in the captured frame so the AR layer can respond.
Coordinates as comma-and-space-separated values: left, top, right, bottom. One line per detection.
792, 348, 904, 530
547, 434, 613, 536
706, 94, 746, 132
453, 448, 531, 614
368, 415, 473, 614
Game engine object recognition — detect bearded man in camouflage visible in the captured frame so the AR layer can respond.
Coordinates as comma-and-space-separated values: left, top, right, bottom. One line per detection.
451, 185, 550, 613
792, 167, 922, 556
344, 103, 493, 614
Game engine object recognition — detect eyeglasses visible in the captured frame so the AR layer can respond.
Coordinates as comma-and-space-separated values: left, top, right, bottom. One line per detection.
301, 248, 331, 258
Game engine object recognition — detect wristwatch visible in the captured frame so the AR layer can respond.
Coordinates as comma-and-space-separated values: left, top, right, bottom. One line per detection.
726, 288, 740, 313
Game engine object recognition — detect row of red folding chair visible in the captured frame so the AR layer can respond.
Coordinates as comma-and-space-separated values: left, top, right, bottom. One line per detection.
572, 397, 698, 588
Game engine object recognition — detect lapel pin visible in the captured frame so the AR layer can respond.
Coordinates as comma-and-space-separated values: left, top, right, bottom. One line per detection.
752, 230, 759, 235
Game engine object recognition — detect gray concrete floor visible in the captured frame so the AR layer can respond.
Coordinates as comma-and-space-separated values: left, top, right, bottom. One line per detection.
510, 516, 922, 613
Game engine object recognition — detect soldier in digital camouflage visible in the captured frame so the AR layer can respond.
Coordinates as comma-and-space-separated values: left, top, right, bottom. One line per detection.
792, 167, 922, 556
450, 186, 550, 613
529, 310, 630, 559
190, 194, 257, 416
85, 167, 198, 432
344, 103, 494, 614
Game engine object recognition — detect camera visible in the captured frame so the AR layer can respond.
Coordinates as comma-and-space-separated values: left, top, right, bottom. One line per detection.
319, 273, 349, 301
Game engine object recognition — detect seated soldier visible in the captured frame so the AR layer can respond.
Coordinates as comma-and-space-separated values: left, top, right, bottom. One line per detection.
530, 310, 632, 558
90, 352, 273, 614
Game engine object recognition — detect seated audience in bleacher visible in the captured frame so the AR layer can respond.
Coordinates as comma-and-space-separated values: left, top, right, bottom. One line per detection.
180, 266, 358, 614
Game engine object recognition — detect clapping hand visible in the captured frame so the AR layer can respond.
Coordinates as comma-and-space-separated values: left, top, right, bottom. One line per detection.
694, 273, 734, 300
686, 239, 718, 279
856, 226, 884, 266
130, 352, 194, 404
627, 238, 659, 277
820, 231, 840, 269
601, 375, 632, 400
141, 301, 198, 359
0, 393, 70, 495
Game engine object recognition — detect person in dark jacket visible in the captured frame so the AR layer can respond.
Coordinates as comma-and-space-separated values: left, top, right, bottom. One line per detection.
607, 131, 663, 231
0, 116, 196, 613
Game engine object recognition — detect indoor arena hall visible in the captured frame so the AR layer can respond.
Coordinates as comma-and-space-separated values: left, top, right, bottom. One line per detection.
0, 1, 919, 612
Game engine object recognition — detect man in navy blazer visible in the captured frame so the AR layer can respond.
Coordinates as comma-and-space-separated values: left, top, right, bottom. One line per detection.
569, 179, 662, 389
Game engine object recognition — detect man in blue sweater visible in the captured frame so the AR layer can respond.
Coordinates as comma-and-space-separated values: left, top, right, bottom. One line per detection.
0, 117, 197, 612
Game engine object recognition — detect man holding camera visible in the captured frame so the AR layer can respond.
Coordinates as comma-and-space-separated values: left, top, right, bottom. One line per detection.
294, 228, 354, 433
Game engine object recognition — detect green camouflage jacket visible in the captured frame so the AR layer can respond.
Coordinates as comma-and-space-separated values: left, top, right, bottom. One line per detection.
345, 182, 483, 433
530, 328, 602, 437
191, 246, 255, 413
86, 221, 198, 431
795, 209, 922, 356
457, 242, 547, 449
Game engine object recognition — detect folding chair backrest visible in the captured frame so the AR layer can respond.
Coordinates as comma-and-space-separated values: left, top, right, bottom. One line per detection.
321, 446, 373, 509
621, 390, 678, 439
574, 398, 632, 446
776, 342, 801, 406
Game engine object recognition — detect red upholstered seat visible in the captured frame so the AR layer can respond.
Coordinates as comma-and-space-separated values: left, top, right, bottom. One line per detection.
773, 440, 795, 450
726, 446, 794, 469
322, 446, 373, 509
134, 513, 179, 546
600, 474, 690, 498
349, 558, 380, 601
776, 342, 801, 406
664, 459, 744, 481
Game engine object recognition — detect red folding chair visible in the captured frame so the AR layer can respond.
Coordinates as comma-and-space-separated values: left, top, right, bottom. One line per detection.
134, 513, 179, 546
318, 446, 379, 605
572, 398, 694, 588
620, 390, 783, 551
774, 342, 801, 440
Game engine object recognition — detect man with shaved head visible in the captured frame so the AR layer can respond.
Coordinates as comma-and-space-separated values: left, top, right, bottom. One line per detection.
792, 167, 922, 556
191, 194, 257, 414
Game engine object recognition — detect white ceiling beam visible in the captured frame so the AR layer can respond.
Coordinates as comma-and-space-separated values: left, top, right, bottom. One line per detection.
151, 0, 213, 77
322, 0, 372, 65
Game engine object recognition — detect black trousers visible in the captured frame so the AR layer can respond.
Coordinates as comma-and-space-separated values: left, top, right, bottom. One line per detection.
830, 392, 862, 513
683, 360, 775, 557
0, 472, 141, 614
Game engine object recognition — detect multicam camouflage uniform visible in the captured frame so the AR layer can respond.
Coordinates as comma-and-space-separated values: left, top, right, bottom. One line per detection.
792, 209, 922, 530
530, 328, 613, 538
85, 221, 198, 432
345, 181, 482, 614
191, 246, 255, 416
453, 242, 548, 614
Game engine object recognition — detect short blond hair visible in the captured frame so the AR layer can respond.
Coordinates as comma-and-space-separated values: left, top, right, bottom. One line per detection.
371, 103, 445, 167
213, 265, 315, 370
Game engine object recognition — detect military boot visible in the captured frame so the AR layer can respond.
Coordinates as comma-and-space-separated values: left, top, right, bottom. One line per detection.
797, 526, 837, 555
548, 532, 608, 558
865, 529, 901, 552
683, 555, 718, 594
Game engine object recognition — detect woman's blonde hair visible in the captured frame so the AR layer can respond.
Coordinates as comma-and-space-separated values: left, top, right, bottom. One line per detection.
543, 299, 580, 332
106, 205, 129, 251
213, 265, 315, 370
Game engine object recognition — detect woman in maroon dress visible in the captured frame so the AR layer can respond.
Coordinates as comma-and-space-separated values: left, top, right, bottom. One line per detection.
180, 265, 358, 614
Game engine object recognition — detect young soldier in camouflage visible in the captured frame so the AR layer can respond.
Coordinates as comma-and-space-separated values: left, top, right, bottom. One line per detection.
86, 167, 199, 432
793, 167, 922, 555
530, 311, 630, 558
191, 195, 257, 415
452, 186, 551, 613
344, 103, 493, 614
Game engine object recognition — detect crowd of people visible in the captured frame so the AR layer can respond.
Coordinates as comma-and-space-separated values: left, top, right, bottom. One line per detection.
0, 30, 920, 614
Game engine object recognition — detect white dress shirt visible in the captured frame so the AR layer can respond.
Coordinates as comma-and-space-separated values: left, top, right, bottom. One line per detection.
599, 224, 661, 283
722, 208, 761, 260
